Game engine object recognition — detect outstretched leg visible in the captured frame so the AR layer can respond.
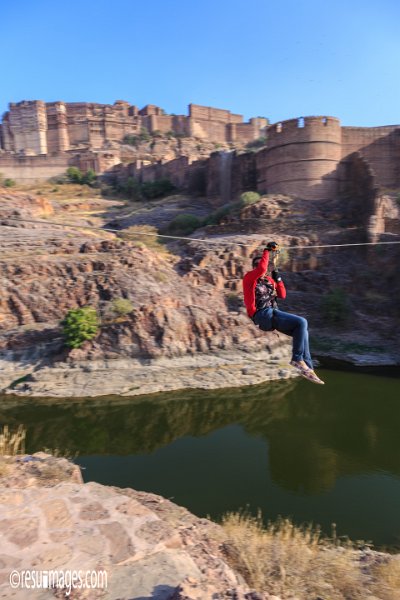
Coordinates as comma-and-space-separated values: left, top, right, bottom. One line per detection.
272, 309, 313, 369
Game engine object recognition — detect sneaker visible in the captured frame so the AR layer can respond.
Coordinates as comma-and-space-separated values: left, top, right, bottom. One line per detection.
302, 369, 325, 385
290, 360, 310, 373
290, 361, 325, 385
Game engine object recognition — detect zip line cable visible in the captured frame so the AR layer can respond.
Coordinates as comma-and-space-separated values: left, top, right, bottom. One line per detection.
2, 216, 400, 251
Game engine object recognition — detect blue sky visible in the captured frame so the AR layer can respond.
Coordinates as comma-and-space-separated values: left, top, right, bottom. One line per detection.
1, 0, 399, 126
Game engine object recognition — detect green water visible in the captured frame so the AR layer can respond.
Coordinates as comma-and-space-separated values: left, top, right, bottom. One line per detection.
1, 369, 400, 548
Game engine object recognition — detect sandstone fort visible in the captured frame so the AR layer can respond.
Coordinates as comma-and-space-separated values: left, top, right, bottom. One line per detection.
0, 99, 399, 202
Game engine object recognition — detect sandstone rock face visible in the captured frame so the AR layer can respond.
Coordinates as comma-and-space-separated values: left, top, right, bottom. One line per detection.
0, 192, 296, 396
0, 455, 274, 600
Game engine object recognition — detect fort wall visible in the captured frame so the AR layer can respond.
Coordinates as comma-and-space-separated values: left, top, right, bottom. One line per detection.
0, 153, 70, 182
255, 116, 342, 200
342, 126, 400, 189
2, 100, 400, 198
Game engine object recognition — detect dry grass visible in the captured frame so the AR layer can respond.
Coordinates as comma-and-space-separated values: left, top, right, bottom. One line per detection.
118, 225, 170, 255
370, 558, 400, 600
0, 425, 26, 456
17, 181, 103, 200
221, 512, 400, 599
0, 458, 10, 478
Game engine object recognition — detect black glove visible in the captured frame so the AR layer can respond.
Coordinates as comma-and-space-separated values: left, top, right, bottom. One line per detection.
265, 241, 279, 252
271, 269, 282, 283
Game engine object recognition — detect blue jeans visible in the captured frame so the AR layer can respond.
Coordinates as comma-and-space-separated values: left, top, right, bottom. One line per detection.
252, 307, 313, 369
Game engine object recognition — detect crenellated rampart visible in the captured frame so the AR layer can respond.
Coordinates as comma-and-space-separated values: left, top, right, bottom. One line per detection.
257, 116, 342, 200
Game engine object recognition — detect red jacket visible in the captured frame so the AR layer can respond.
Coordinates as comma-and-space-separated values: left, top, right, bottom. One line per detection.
242, 249, 286, 317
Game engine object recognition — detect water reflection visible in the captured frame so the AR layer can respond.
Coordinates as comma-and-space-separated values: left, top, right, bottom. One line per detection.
1, 370, 400, 498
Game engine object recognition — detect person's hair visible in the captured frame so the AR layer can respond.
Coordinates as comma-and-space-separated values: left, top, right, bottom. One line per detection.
252, 255, 262, 268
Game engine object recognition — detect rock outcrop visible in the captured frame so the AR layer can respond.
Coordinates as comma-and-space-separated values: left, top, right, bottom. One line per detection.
0, 192, 296, 396
0, 454, 273, 600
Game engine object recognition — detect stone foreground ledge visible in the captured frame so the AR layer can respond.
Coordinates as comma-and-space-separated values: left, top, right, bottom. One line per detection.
0, 454, 277, 600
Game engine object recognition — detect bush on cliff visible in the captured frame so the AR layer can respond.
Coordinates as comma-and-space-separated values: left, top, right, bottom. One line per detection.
123, 128, 151, 146
1, 177, 16, 188
66, 167, 97, 186
61, 307, 99, 349
141, 179, 175, 199
203, 192, 261, 226
203, 203, 235, 226
166, 213, 202, 235
105, 176, 175, 201
239, 191, 260, 206
111, 298, 134, 317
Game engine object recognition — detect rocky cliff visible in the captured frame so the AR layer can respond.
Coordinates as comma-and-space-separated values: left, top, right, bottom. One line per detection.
1, 184, 399, 398
0, 191, 295, 397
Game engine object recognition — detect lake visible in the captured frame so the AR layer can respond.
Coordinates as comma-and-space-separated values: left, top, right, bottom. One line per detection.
1, 369, 400, 548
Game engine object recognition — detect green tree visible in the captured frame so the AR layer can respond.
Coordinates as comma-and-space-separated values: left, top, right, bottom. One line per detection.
61, 307, 99, 349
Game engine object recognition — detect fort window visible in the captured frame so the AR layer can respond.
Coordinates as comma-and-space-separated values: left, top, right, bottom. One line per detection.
322, 117, 328, 125
298, 117, 305, 128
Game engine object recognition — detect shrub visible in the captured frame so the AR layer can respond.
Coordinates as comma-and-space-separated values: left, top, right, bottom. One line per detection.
203, 203, 235, 226
66, 167, 83, 184
61, 307, 99, 349
239, 191, 260, 206
4, 178, 16, 187
321, 288, 349, 325
123, 134, 139, 147
105, 176, 174, 201
167, 213, 201, 235
65, 167, 97, 186
141, 178, 175, 199
111, 298, 134, 317
110, 176, 142, 200
82, 168, 97, 186
221, 512, 385, 599
139, 127, 151, 142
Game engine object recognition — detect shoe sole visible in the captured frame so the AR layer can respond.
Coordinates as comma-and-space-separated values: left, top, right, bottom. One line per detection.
290, 362, 325, 385
300, 371, 325, 385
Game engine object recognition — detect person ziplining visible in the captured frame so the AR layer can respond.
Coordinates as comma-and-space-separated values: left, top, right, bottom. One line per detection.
242, 241, 324, 385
